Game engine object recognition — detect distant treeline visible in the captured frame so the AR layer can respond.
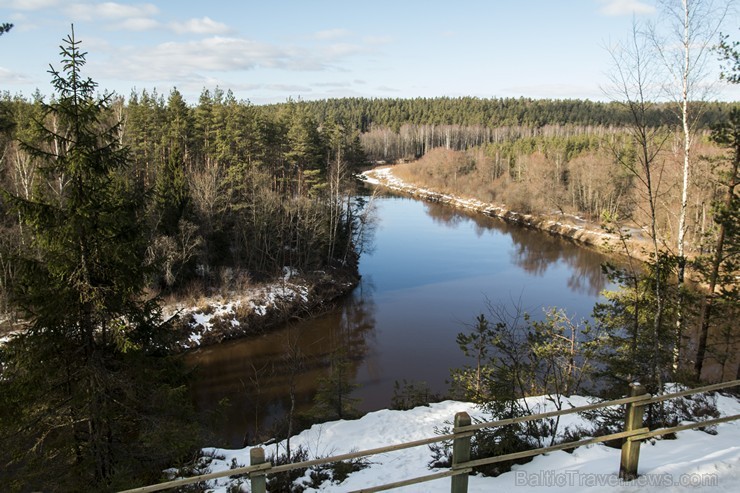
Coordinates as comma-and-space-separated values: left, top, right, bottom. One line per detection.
267, 96, 732, 131
264, 97, 735, 161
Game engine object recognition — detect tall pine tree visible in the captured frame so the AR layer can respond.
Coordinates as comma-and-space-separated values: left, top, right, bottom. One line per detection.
0, 28, 198, 491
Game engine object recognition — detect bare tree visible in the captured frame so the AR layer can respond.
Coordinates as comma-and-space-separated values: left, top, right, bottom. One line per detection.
605, 20, 673, 389
650, 0, 732, 367
282, 328, 305, 461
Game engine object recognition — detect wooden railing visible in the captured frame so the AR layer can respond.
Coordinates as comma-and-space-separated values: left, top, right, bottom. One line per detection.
120, 379, 740, 493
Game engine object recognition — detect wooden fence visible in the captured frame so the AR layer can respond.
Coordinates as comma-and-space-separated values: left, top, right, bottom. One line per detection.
120, 379, 740, 493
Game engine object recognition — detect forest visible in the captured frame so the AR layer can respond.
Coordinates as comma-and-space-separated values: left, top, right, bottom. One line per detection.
0, 14, 738, 491
0, 30, 372, 491
2, 92, 735, 317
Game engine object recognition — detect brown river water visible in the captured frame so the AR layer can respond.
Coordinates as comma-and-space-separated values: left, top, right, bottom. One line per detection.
186, 192, 616, 447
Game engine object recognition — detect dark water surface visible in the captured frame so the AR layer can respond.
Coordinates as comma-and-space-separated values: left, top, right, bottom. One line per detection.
187, 194, 616, 447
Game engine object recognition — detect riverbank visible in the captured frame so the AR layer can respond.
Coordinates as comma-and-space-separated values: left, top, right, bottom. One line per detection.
0, 256, 362, 354
165, 265, 360, 352
0, 265, 360, 351
360, 165, 653, 261
0, 266, 359, 351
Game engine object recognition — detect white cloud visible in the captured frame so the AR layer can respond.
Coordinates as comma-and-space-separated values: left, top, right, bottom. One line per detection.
377, 85, 401, 93
313, 28, 351, 40
314, 81, 353, 88
363, 35, 393, 46
6, 12, 40, 31
598, 0, 656, 16
324, 42, 363, 57
0, 0, 60, 10
112, 17, 160, 31
95, 36, 330, 82
64, 2, 159, 21
169, 17, 230, 35
266, 84, 312, 92
0, 66, 34, 84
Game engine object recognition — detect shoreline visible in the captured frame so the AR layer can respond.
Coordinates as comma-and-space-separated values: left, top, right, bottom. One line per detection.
0, 265, 360, 351
166, 265, 360, 352
360, 165, 653, 262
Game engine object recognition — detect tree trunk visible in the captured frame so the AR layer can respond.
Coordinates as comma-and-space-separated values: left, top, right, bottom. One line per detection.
695, 120, 739, 378
674, 0, 692, 372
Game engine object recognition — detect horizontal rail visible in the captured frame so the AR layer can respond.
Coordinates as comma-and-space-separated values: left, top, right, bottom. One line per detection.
454, 393, 651, 433
270, 431, 472, 474
348, 468, 473, 493
645, 379, 740, 405
629, 413, 740, 442
120, 379, 740, 493
118, 462, 271, 493
457, 427, 648, 470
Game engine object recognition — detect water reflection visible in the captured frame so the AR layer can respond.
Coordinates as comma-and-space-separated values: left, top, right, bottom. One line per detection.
187, 284, 377, 448
422, 200, 608, 296
188, 194, 615, 446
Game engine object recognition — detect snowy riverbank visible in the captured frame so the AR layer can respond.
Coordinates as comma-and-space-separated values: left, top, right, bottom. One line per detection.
165, 266, 359, 351
192, 391, 740, 492
0, 267, 359, 351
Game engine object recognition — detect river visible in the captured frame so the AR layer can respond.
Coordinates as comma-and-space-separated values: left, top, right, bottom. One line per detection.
187, 192, 616, 447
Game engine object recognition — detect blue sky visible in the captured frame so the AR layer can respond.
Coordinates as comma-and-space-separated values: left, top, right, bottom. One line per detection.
1, 0, 738, 104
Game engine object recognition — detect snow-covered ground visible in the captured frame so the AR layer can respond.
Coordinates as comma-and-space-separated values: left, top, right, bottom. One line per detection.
197, 392, 740, 492
0, 268, 317, 350
165, 267, 312, 349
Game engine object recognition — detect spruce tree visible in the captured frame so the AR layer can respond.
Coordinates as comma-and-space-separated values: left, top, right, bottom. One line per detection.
694, 33, 740, 379
310, 347, 360, 421
0, 28, 197, 491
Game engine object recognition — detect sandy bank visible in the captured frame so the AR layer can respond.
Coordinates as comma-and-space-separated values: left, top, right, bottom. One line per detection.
360, 165, 654, 262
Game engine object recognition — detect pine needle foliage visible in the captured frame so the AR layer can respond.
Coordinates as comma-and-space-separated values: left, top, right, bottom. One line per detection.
0, 27, 199, 491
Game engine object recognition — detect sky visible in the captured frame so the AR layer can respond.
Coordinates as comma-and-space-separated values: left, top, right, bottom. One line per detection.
0, 0, 738, 105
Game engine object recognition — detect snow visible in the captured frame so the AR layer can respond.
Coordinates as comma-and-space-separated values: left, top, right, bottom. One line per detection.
173, 267, 311, 349
0, 333, 17, 345
0, 271, 312, 350
196, 392, 740, 492
360, 165, 649, 255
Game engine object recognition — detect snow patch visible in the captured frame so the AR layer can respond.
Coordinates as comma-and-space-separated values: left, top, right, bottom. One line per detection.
177, 273, 312, 348
195, 392, 740, 492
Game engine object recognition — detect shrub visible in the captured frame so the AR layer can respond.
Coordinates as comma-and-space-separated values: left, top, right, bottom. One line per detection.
266, 445, 370, 492
391, 379, 444, 410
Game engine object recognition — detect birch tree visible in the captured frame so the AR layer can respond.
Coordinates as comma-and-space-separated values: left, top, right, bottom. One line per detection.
650, 0, 731, 366
601, 20, 676, 393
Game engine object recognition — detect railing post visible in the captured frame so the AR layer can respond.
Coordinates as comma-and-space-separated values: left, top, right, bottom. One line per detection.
619, 382, 646, 481
451, 411, 471, 493
250, 446, 267, 493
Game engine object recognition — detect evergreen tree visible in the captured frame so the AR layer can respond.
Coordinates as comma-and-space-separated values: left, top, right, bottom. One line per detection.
154, 88, 192, 235
593, 257, 680, 399
694, 34, 740, 379
0, 28, 198, 491
285, 105, 324, 196
694, 108, 740, 379
310, 347, 359, 421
